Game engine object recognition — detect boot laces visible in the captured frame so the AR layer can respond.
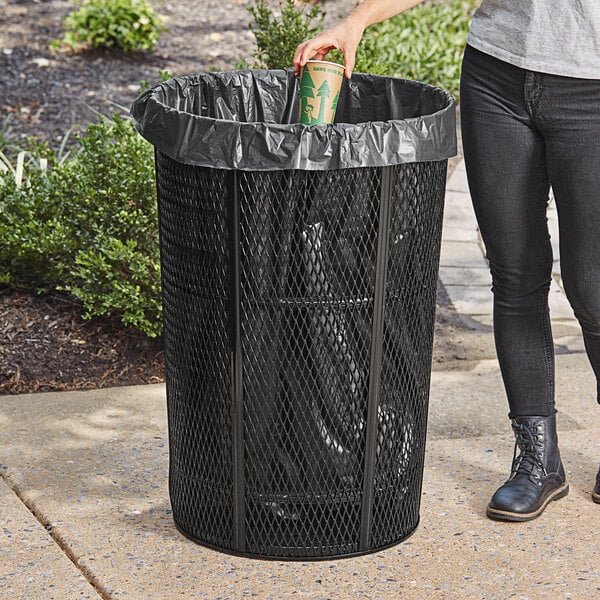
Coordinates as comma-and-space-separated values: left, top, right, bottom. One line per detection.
510, 422, 547, 480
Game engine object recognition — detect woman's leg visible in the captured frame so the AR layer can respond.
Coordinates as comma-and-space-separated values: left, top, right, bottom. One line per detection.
460, 47, 568, 521
540, 74, 600, 504
539, 73, 600, 402
460, 46, 555, 418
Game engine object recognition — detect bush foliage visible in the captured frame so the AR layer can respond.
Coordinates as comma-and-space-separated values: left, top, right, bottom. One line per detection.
248, 0, 323, 70
53, 0, 166, 52
357, 0, 478, 96
0, 116, 161, 336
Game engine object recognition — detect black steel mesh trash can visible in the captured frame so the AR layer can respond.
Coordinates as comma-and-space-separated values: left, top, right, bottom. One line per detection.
131, 69, 456, 560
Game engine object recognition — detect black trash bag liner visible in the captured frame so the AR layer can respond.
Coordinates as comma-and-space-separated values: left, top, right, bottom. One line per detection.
242, 170, 400, 511
131, 69, 456, 171
239, 171, 374, 510
236, 170, 298, 510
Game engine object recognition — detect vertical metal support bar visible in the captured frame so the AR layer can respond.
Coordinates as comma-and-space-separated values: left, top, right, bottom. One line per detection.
227, 170, 246, 552
360, 166, 395, 551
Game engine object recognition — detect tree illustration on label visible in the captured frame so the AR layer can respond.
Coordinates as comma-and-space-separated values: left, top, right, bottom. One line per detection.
316, 79, 331, 124
331, 91, 339, 112
300, 68, 317, 124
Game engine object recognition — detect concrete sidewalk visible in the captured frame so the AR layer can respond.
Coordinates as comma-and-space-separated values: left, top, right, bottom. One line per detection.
1, 356, 598, 599
1, 159, 599, 599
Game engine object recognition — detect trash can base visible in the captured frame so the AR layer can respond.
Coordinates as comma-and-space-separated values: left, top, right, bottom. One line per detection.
172, 515, 420, 561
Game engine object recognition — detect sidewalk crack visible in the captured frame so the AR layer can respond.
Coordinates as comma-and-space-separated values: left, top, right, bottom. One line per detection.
1, 469, 112, 600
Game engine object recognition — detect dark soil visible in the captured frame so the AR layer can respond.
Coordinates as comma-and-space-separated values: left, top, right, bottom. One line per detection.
0, 291, 165, 394
0, 0, 491, 395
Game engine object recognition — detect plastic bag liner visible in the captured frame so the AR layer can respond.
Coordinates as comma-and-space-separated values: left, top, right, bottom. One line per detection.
130, 68, 456, 170
132, 69, 455, 559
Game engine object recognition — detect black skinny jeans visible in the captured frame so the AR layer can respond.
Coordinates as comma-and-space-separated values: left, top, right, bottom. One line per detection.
460, 45, 600, 418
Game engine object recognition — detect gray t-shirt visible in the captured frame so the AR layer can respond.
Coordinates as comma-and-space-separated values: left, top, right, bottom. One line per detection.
467, 0, 600, 78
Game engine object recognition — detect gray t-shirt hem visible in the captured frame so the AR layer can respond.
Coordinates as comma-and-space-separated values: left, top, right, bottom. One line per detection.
467, 34, 600, 80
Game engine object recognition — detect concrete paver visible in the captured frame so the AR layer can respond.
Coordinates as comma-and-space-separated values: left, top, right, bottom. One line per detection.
549, 278, 576, 321
439, 240, 488, 269
441, 284, 493, 317
437, 266, 491, 287
441, 191, 480, 243
0, 478, 101, 599
445, 159, 469, 193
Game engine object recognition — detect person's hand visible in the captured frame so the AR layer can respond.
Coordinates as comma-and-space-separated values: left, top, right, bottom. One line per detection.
293, 21, 365, 79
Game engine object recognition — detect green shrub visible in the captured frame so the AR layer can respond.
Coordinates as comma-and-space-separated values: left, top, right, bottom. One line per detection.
138, 68, 174, 95
0, 115, 162, 336
53, 0, 167, 52
248, 0, 323, 69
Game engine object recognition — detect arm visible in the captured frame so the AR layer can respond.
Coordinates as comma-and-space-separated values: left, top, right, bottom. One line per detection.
293, 0, 427, 79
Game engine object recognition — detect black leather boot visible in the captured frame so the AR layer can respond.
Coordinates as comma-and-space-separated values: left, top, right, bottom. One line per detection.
593, 467, 600, 504
487, 414, 569, 522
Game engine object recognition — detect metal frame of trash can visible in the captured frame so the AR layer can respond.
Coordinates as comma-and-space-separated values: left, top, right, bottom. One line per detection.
155, 154, 448, 560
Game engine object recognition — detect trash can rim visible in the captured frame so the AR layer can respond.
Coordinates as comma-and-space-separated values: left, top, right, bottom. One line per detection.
131, 69, 457, 171
143, 70, 454, 127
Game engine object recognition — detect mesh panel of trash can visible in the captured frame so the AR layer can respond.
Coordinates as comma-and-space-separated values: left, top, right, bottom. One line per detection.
133, 69, 456, 560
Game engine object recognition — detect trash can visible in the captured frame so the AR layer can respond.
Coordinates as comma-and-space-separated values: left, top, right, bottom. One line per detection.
131, 69, 456, 560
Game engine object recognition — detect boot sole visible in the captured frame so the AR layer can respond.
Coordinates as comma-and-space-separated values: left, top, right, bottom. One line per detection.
486, 482, 569, 522
593, 489, 600, 504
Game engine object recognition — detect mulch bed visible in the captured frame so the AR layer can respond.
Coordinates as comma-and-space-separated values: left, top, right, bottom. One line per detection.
0, 291, 165, 394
